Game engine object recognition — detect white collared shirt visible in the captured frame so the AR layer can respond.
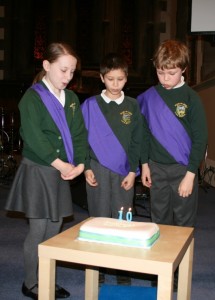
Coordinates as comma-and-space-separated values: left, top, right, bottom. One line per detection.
173, 76, 185, 89
42, 77, 65, 107
101, 90, 124, 105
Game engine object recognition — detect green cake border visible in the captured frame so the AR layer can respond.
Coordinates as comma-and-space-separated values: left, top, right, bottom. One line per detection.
78, 230, 160, 248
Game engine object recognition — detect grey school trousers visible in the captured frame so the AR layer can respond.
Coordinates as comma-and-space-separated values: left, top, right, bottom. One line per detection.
86, 160, 134, 219
149, 160, 198, 227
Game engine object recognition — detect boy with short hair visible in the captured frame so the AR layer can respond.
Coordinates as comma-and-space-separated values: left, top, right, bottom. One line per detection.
81, 53, 143, 285
82, 53, 142, 219
137, 39, 208, 228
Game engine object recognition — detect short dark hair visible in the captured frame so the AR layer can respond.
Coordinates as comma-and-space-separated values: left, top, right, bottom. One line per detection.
100, 53, 128, 76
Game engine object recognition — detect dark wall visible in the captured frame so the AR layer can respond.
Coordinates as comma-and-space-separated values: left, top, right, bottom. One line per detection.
1, 0, 162, 85
1, 0, 215, 102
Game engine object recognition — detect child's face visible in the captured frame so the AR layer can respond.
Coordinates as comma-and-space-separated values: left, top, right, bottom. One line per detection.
100, 69, 127, 99
43, 54, 77, 94
156, 67, 185, 89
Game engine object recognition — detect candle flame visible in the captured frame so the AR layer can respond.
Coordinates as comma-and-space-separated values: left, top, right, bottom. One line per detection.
121, 207, 124, 211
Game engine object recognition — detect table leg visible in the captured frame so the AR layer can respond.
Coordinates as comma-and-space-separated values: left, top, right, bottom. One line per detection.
38, 257, 56, 300
85, 267, 99, 300
157, 272, 174, 300
177, 238, 194, 300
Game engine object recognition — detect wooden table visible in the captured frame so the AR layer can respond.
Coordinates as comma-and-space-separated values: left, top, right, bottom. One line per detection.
38, 218, 194, 300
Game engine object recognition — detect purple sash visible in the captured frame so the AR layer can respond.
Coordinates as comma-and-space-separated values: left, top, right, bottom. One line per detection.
137, 87, 191, 165
32, 83, 74, 163
81, 97, 130, 176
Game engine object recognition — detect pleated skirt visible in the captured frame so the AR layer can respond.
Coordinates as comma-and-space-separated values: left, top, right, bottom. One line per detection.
5, 157, 73, 221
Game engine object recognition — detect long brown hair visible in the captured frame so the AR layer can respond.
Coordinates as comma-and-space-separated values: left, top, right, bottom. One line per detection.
33, 42, 80, 84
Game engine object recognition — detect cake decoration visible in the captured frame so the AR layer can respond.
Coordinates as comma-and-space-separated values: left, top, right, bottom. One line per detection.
118, 207, 132, 221
78, 217, 160, 248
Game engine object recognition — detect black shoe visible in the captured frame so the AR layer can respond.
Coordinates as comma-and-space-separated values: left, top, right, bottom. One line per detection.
22, 283, 38, 299
55, 284, 70, 298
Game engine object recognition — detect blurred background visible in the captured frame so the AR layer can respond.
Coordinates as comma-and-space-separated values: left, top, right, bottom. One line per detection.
0, 0, 215, 187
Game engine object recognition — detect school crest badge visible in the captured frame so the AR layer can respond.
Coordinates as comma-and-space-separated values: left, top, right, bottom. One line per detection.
175, 103, 187, 118
120, 111, 132, 124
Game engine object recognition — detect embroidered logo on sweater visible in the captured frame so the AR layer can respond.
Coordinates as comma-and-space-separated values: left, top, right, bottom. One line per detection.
120, 111, 132, 124
175, 103, 187, 118
70, 103, 76, 117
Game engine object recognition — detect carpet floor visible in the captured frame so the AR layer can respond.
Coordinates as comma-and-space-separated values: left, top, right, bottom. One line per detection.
0, 184, 215, 300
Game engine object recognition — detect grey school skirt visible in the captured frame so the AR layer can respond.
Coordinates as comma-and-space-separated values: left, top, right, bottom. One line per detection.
5, 157, 73, 221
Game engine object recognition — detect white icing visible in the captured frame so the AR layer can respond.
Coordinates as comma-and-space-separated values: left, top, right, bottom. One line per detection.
79, 217, 160, 245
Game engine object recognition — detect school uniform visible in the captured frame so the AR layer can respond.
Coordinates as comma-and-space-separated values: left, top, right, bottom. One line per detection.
138, 82, 208, 226
5, 80, 87, 221
82, 91, 142, 218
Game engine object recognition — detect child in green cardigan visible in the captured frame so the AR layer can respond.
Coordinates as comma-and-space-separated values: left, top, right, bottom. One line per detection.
5, 42, 87, 299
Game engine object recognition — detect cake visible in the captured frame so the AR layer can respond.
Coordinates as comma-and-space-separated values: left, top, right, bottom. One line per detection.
78, 217, 160, 248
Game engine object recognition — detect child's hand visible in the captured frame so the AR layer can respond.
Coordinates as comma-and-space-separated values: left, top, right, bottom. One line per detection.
121, 172, 135, 191
141, 163, 152, 188
178, 171, 195, 197
51, 158, 75, 177
84, 169, 98, 186
61, 164, 84, 180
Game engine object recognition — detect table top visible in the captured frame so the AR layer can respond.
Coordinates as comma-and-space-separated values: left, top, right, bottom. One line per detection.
39, 218, 194, 274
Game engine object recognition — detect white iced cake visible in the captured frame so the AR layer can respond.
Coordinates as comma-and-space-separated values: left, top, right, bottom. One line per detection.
78, 217, 160, 248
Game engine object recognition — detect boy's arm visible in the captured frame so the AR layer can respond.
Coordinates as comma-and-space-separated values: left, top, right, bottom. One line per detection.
141, 163, 152, 188
140, 115, 151, 165
179, 92, 207, 197
187, 94, 208, 174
